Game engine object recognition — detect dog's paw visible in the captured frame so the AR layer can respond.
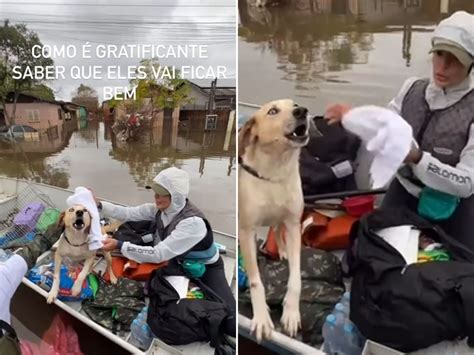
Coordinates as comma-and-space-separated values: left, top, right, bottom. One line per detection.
251, 309, 274, 343
278, 249, 288, 260
110, 273, 118, 285
71, 282, 82, 297
46, 292, 57, 304
280, 304, 301, 338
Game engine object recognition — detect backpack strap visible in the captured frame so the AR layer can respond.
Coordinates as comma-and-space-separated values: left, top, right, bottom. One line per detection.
0, 320, 18, 342
208, 312, 224, 348
0, 319, 21, 355
457, 281, 474, 347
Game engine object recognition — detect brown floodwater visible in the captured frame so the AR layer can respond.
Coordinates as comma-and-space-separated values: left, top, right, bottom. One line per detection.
0, 118, 236, 235
239, 0, 474, 112
1, 116, 235, 353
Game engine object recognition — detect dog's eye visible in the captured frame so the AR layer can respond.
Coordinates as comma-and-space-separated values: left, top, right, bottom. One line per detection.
68, 208, 74, 212
267, 108, 279, 115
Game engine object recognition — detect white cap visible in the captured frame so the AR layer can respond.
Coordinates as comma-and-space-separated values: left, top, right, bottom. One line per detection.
431, 11, 474, 67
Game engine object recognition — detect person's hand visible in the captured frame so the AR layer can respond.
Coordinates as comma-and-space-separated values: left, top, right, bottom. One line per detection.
404, 147, 423, 164
324, 104, 352, 125
102, 237, 119, 252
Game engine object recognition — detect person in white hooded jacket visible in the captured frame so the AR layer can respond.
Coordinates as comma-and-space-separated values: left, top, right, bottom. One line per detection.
97, 167, 236, 336
325, 11, 474, 249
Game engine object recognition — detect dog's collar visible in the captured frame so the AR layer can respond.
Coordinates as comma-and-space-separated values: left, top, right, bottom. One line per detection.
238, 156, 279, 183
63, 232, 89, 247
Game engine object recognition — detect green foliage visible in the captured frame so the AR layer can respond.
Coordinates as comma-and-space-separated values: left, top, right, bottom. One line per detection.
0, 20, 54, 123
22, 84, 55, 101
72, 84, 97, 99
116, 58, 194, 114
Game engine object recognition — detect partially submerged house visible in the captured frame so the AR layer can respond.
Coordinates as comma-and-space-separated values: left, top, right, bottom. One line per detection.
4, 92, 86, 132
180, 81, 236, 132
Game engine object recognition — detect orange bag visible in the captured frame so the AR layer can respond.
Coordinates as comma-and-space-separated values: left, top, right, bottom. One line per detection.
104, 256, 167, 282
302, 211, 356, 250
264, 225, 286, 260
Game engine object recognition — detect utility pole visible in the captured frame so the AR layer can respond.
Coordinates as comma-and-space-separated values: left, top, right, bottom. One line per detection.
208, 78, 217, 115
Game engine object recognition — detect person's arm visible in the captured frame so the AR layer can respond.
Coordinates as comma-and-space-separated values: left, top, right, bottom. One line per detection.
408, 125, 474, 198
0, 255, 28, 324
120, 217, 207, 264
100, 201, 157, 222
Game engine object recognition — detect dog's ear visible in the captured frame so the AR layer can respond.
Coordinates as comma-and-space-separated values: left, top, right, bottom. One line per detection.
57, 212, 65, 228
85, 211, 92, 234
238, 117, 256, 157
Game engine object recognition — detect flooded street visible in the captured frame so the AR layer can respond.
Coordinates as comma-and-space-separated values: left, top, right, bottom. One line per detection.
0, 118, 236, 234
239, 0, 474, 112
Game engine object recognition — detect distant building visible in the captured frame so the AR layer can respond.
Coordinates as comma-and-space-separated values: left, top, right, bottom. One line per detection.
4, 92, 86, 132
72, 96, 99, 114
180, 81, 236, 132
181, 81, 236, 112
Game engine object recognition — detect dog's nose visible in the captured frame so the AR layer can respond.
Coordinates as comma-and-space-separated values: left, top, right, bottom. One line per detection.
293, 107, 308, 120
76, 210, 84, 217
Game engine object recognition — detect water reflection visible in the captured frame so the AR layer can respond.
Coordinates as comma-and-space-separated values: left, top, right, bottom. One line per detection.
238, 0, 474, 110
0, 114, 236, 233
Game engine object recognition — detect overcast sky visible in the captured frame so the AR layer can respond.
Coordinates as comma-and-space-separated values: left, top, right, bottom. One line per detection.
0, 0, 236, 101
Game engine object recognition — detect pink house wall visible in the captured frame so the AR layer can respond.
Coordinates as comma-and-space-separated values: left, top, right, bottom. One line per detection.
4, 102, 62, 131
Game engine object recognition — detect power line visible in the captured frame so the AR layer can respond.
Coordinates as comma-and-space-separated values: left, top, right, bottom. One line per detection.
0, 2, 234, 7
3, 20, 234, 25
1, 12, 234, 19
6, 21, 235, 30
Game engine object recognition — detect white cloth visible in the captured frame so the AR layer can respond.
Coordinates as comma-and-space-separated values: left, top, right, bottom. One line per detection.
66, 187, 105, 250
432, 11, 474, 57
342, 105, 413, 189
388, 75, 474, 198
164, 276, 190, 299
0, 254, 27, 324
376, 226, 420, 265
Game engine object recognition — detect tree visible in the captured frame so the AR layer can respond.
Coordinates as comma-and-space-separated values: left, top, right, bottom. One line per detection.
0, 20, 54, 124
110, 58, 193, 114
71, 84, 97, 99
22, 84, 55, 101
71, 84, 99, 113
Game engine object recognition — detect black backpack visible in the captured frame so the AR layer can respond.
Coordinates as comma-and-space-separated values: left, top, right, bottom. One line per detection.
345, 208, 474, 352
299, 116, 360, 197
146, 268, 234, 351
113, 220, 156, 246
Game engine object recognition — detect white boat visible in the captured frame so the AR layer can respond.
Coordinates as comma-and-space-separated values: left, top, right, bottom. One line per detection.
237, 102, 468, 355
238, 101, 387, 354
0, 176, 236, 355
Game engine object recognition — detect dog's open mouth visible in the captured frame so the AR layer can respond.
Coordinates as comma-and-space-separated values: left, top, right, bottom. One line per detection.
285, 123, 308, 142
73, 219, 85, 230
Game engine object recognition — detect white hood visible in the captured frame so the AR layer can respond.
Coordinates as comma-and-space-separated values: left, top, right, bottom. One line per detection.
153, 167, 190, 226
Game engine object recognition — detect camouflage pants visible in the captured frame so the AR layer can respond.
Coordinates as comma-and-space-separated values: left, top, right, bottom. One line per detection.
3, 224, 62, 269
82, 277, 145, 332
239, 246, 345, 346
